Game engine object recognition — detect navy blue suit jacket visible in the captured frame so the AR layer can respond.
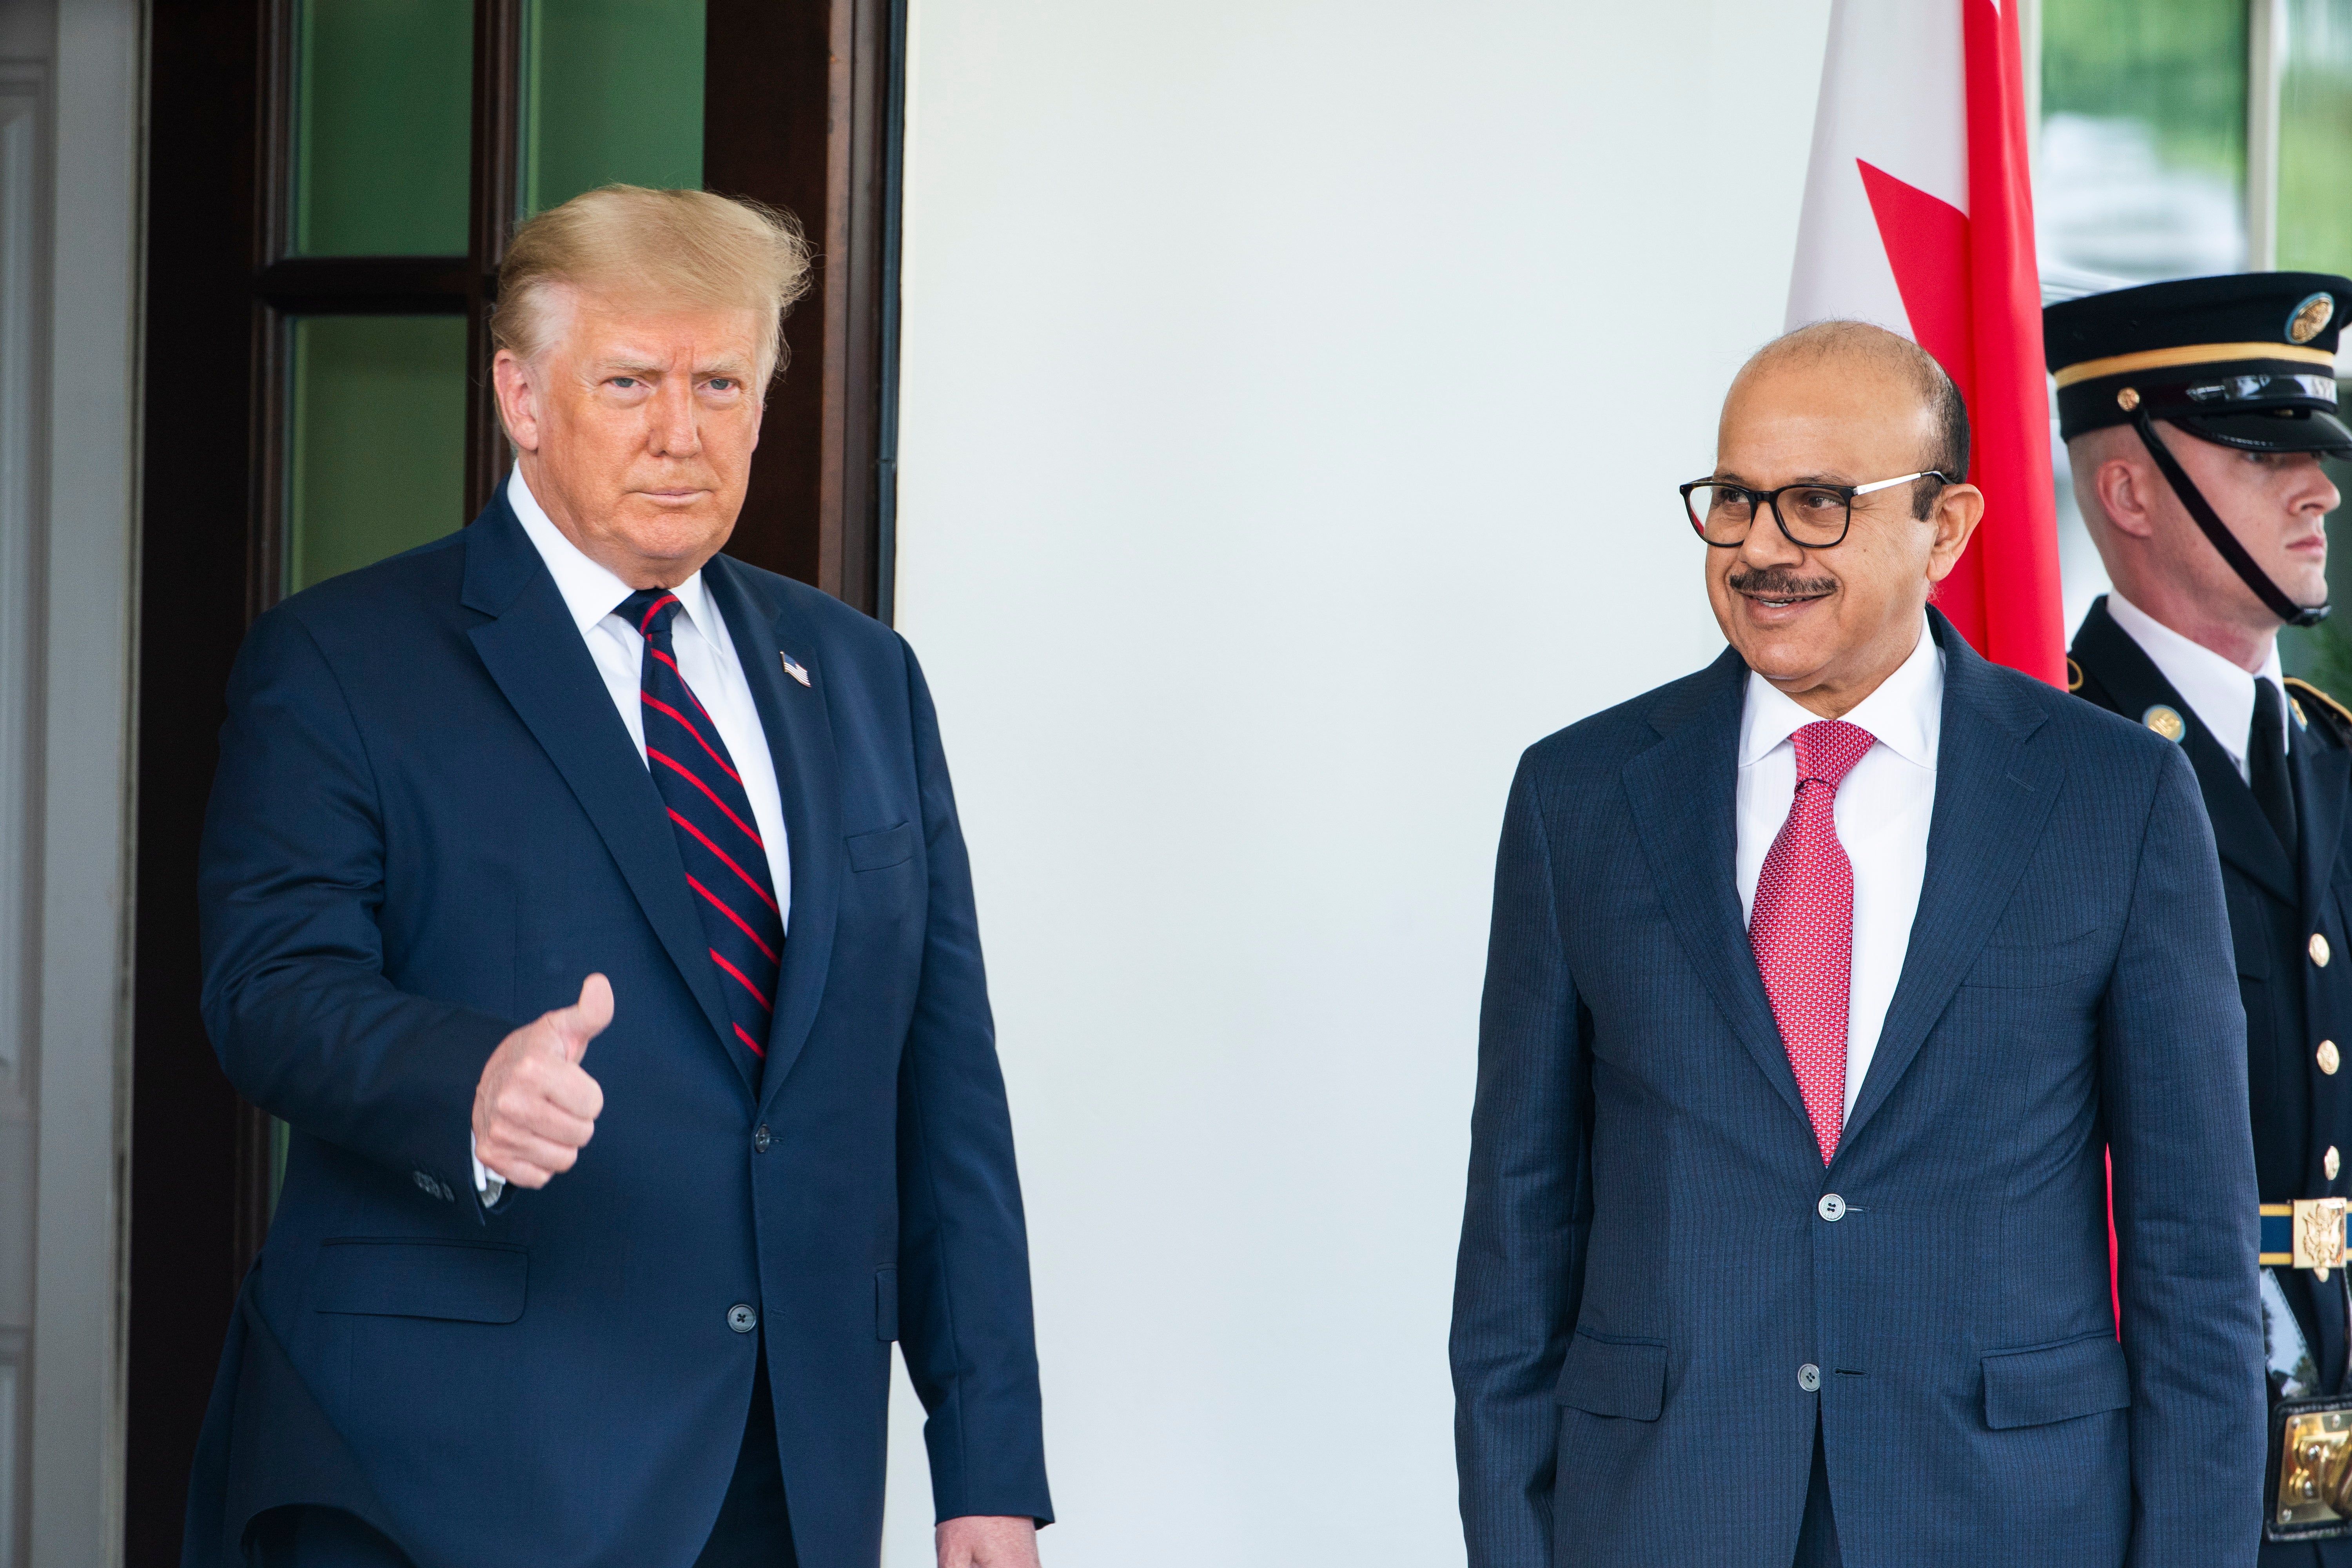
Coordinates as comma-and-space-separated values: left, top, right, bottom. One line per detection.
183, 497, 1051, 1567
1451, 614, 2265, 1568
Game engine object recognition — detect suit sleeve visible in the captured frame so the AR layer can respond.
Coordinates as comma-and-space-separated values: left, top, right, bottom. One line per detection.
890, 635, 1054, 1526
198, 606, 515, 1212
2102, 743, 2266, 1567
1451, 754, 1591, 1568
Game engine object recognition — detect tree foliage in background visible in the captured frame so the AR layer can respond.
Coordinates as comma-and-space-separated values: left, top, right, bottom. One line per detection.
2282, 0, 2352, 276
2042, 0, 2247, 179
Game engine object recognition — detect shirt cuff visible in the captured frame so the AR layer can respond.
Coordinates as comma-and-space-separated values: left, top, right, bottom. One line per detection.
470, 1132, 506, 1207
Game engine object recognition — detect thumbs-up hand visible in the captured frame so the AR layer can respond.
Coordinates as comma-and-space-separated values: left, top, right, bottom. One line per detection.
472, 974, 612, 1190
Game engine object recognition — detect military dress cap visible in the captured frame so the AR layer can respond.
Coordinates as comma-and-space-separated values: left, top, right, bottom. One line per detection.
2044, 271, 2352, 454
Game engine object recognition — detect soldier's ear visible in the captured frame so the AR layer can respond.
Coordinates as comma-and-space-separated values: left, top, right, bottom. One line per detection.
2092, 457, 2159, 540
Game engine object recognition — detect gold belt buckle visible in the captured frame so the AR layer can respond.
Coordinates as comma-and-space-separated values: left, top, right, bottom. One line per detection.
2298, 1198, 2348, 1279
2278, 1406, 2352, 1535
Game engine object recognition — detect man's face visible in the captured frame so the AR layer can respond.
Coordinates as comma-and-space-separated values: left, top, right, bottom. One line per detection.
2156, 429, 2336, 617
493, 287, 769, 589
1704, 355, 1981, 715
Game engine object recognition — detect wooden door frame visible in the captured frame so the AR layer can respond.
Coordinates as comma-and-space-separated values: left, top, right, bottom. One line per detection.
125, 2, 906, 1558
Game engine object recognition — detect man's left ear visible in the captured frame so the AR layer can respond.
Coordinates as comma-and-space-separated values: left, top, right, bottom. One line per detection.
1924, 483, 1987, 583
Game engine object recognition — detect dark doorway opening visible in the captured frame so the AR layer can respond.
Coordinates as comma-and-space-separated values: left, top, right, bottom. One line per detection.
126, 3, 906, 1557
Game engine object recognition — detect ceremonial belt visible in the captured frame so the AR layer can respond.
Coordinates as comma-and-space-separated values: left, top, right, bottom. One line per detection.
2262, 1199, 2350, 1275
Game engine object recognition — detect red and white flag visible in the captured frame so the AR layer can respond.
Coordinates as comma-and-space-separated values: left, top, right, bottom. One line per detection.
1786, 0, 2063, 685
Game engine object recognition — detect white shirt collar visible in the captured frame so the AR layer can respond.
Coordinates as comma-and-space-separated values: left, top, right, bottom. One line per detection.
1739, 614, 1944, 770
2105, 590, 2285, 770
506, 467, 717, 640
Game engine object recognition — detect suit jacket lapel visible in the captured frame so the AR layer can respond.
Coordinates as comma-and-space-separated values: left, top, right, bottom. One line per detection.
1842, 614, 2060, 1150
705, 557, 843, 1103
2072, 597, 2295, 902
1623, 648, 1809, 1125
460, 499, 741, 1066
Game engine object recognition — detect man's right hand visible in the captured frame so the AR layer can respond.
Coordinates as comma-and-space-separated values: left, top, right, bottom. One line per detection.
472, 973, 612, 1189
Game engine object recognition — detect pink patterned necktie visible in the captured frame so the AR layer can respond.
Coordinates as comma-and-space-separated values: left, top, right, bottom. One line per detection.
1749, 719, 1877, 1166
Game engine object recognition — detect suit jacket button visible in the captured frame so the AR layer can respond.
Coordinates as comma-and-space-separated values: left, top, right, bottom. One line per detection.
2329, 1147, 2342, 1182
1798, 1363, 1821, 1392
2315, 933, 2334, 969
728, 1303, 759, 1334
1817, 1194, 1846, 1222
754, 1124, 771, 1154
2322, 1041, 2341, 1076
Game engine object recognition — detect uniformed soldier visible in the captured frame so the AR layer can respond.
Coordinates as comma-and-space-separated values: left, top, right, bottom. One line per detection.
2049, 271, 2352, 1563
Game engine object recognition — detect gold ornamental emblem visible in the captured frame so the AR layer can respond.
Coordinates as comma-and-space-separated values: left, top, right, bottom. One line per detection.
2142, 704, 2186, 742
2116, 386, 2141, 412
2297, 1197, 2348, 1274
2291, 293, 2337, 345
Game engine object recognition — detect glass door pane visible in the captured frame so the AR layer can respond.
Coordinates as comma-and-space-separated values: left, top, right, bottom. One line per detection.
287, 316, 470, 593
521, 0, 706, 214
2040, 0, 2250, 288
2283, 0, 2352, 274
293, 0, 474, 256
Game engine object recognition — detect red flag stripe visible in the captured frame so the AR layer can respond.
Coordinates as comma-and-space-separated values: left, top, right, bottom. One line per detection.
649, 747, 764, 848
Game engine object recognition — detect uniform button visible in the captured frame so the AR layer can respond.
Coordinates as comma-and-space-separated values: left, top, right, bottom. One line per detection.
727, 1303, 758, 1334
2323, 1041, 2341, 1076
754, 1124, 771, 1153
2316, 933, 2334, 968
2329, 1147, 2343, 1182
1798, 1363, 1822, 1392
1817, 1193, 1846, 1222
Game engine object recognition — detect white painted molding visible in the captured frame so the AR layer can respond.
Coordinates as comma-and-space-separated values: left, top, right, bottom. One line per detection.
2248, 0, 2286, 272
25, 0, 143, 1563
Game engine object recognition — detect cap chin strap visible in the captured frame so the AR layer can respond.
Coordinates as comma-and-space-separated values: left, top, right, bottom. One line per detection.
2131, 407, 2331, 629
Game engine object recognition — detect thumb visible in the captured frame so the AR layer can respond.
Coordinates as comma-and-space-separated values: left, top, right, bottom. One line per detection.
549, 973, 614, 1063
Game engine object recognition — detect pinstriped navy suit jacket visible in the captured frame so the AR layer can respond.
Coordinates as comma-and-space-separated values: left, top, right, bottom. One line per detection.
1452, 612, 2266, 1568
183, 497, 1050, 1567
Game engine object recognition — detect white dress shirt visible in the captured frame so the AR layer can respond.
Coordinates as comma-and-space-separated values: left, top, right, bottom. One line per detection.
475, 469, 793, 1199
2106, 590, 2287, 783
1735, 617, 1944, 1119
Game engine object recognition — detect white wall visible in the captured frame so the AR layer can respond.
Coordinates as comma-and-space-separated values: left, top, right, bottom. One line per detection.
886, 3, 1833, 1562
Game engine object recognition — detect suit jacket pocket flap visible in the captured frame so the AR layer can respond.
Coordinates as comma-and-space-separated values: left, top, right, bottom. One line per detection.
847, 822, 915, 872
314, 1240, 528, 1323
1553, 1333, 1666, 1421
1982, 1334, 2130, 1429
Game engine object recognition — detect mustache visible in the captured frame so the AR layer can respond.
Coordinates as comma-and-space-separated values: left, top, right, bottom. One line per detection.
1727, 567, 1837, 598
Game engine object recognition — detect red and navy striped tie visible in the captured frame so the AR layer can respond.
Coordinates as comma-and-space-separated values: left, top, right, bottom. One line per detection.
620, 588, 782, 1069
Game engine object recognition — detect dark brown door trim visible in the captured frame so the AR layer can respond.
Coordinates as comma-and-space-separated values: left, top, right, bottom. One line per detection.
705, 0, 902, 618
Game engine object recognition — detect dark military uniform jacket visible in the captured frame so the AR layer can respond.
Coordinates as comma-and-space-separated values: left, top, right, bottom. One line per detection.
2072, 595, 2352, 1564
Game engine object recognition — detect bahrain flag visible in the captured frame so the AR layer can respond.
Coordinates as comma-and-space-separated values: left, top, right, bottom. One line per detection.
1786, 0, 2063, 686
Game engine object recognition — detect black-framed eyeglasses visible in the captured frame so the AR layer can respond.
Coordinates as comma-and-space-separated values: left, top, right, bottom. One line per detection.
1679, 471, 1953, 548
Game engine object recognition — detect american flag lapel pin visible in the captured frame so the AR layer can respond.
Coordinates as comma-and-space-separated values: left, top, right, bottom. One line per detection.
780, 652, 811, 688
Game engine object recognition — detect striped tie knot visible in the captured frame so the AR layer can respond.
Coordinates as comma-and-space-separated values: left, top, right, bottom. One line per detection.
619, 587, 686, 641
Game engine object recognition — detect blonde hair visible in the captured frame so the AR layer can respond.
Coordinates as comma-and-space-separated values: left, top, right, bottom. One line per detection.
491, 185, 814, 382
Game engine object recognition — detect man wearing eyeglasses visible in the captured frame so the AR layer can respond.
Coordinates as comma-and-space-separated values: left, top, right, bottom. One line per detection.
1452, 319, 2264, 1568
2052, 272, 2352, 1565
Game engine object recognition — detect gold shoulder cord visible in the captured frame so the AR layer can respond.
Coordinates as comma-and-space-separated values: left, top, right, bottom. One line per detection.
2066, 657, 2084, 694
2287, 676, 2352, 734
